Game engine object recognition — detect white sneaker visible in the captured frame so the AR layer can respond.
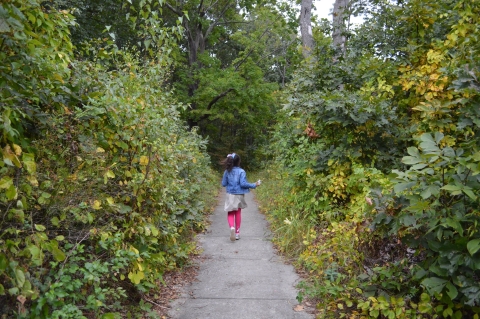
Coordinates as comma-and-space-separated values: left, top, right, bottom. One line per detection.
235, 233, 240, 240
230, 227, 235, 241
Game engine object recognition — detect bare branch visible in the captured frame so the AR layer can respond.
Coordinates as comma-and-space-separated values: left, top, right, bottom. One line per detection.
205, 2, 233, 40
234, 28, 271, 71
205, 0, 221, 13
192, 88, 236, 124
216, 20, 251, 25
165, 2, 182, 16
207, 88, 235, 110
142, 296, 169, 309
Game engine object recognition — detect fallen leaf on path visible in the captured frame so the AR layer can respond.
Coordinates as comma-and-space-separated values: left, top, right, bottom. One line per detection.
294, 305, 304, 312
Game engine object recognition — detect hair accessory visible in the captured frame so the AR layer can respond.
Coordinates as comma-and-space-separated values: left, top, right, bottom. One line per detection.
227, 153, 236, 159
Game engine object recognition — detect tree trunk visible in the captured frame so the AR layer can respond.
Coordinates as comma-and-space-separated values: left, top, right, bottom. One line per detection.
300, 0, 314, 58
332, 0, 349, 57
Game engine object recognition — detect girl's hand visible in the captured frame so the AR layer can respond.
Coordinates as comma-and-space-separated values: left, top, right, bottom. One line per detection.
256, 180, 261, 186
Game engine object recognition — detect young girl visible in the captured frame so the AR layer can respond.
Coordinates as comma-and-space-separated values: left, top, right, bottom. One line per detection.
221, 153, 260, 241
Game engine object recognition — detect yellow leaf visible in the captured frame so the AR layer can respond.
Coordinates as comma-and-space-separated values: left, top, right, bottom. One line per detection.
139, 156, 149, 166
3, 146, 22, 168
106, 197, 114, 205
27, 176, 39, 187
130, 246, 139, 255
92, 200, 101, 210
96, 147, 105, 153
192, 157, 197, 163
120, 274, 125, 280
128, 271, 145, 284
13, 144, 22, 156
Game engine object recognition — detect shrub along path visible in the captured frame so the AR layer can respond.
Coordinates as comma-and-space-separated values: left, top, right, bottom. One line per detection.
168, 190, 313, 319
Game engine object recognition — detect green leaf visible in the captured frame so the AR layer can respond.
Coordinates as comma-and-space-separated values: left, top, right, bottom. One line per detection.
421, 185, 440, 199
402, 156, 423, 165
406, 199, 430, 212
434, 132, 444, 144
445, 282, 458, 300
411, 163, 428, 170
0, 17, 11, 33
472, 151, 480, 161
6, 185, 17, 200
0, 283, 4, 295
115, 203, 132, 214
369, 309, 379, 318
442, 184, 461, 192
443, 307, 453, 317
0, 176, 13, 189
101, 314, 117, 319
0, 253, 7, 271
51, 246, 66, 262
419, 134, 440, 153
467, 239, 480, 256
407, 147, 420, 157
413, 268, 428, 280
444, 218, 463, 236
34, 224, 46, 232
442, 147, 456, 158
8, 287, 19, 296
22, 153, 36, 174
394, 182, 416, 193
15, 269, 25, 288
27, 245, 43, 266
400, 214, 416, 227
462, 188, 477, 200
421, 277, 447, 295
420, 133, 435, 144
51, 217, 60, 226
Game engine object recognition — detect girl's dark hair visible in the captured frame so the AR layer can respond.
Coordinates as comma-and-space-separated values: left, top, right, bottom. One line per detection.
221, 153, 241, 172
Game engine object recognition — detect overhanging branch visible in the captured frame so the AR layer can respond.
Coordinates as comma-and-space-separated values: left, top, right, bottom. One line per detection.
207, 88, 235, 110
165, 2, 182, 16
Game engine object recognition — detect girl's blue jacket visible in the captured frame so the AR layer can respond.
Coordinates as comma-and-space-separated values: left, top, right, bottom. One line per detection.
222, 167, 256, 194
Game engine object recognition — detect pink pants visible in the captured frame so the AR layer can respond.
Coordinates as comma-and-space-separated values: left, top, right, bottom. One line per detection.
227, 209, 241, 234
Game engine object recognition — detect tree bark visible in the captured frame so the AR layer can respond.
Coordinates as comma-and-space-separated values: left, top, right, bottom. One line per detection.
332, 0, 349, 57
300, 0, 314, 58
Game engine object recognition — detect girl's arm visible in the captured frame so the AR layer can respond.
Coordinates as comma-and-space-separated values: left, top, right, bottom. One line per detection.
239, 171, 256, 189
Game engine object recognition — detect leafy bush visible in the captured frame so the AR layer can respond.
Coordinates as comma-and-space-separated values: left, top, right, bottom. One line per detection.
257, 0, 480, 318
0, 1, 217, 317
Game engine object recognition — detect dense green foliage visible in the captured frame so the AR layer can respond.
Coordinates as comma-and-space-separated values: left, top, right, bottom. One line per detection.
54, 0, 301, 168
0, 1, 216, 317
3, 0, 480, 317
256, 0, 480, 318
164, 0, 300, 165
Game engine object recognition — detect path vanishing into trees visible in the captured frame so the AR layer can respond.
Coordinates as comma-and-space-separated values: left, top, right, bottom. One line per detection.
168, 191, 313, 319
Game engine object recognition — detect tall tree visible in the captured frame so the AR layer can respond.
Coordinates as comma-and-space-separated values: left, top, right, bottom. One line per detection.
163, 1, 299, 164
299, 0, 314, 58
332, 0, 349, 56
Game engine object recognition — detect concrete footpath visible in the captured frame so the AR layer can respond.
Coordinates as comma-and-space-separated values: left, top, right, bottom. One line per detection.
168, 191, 313, 319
